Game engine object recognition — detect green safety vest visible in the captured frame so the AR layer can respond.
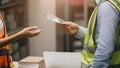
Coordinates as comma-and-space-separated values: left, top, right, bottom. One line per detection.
82, 0, 120, 68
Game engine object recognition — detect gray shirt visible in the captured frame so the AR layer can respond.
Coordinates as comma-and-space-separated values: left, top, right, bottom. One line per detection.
75, 1, 120, 68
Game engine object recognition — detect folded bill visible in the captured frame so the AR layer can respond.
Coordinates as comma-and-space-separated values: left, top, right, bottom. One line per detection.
47, 12, 66, 24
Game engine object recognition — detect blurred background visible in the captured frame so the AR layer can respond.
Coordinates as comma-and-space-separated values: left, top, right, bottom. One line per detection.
0, 0, 94, 61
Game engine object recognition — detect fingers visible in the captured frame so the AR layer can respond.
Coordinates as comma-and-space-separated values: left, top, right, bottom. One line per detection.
22, 26, 42, 37
63, 22, 71, 27
27, 26, 38, 31
29, 28, 42, 36
27, 26, 42, 32
63, 22, 79, 35
63, 22, 72, 30
67, 26, 72, 31
31, 29, 42, 34
63, 22, 75, 32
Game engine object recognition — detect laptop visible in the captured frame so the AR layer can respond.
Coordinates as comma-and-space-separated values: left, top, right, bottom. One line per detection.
43, 52, 82, 68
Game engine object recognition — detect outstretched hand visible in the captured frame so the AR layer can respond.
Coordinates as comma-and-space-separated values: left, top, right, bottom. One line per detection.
19, 26, 42, 37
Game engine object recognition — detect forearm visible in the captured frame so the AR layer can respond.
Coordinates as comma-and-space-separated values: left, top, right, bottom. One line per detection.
0, 26, 41, 47
0, 31, 23, 47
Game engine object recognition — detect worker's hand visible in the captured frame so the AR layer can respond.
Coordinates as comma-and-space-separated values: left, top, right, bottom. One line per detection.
19, 26, 42, 37
63, 22, 79, 35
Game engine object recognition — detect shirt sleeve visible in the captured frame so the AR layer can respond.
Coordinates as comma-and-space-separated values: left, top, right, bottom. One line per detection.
75, 26, 87, 40
91, 1, 119, 68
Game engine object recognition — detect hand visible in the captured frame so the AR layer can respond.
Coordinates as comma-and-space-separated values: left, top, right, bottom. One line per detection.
63, 22, 79, 35
19, 26, 42, 37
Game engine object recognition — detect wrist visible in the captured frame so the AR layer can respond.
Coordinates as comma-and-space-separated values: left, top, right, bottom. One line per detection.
17, 30, 25, 38
75, 25, 80, 35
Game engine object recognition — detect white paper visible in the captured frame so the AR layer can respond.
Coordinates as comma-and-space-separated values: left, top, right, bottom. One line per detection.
47, 12, 66, 24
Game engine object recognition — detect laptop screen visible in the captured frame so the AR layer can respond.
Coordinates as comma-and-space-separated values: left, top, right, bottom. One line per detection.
43, 52, 82, 68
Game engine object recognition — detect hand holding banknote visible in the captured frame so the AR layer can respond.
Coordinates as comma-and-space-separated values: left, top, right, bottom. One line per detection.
47, 12, 79, 35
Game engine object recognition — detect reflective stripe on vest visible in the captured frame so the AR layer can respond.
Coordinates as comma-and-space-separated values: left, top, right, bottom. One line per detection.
82, 0, 120, 67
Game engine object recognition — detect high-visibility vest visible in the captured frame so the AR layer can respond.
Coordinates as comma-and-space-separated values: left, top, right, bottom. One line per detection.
0, 13, 14, 68
82, 0, 120, 68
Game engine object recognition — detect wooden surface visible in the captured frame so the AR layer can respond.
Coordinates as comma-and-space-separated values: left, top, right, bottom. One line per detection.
19, 56, 44, 64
